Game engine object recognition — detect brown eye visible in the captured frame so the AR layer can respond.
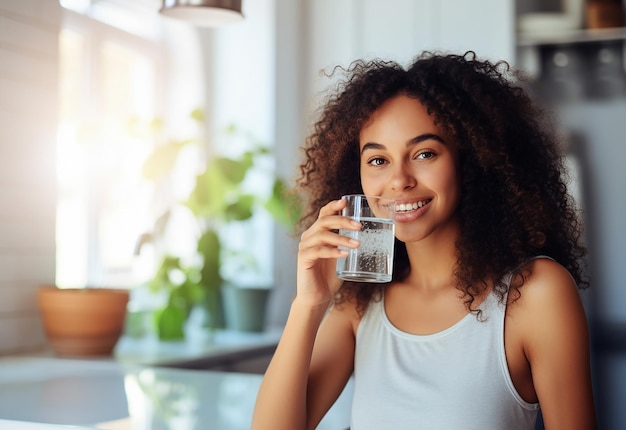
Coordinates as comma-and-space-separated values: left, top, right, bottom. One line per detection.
416, 151, 435, 160
368, 157, 387, 166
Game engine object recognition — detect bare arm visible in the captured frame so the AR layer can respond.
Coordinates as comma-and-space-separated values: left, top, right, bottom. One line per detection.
520, 259, 596, 430
251, 199, 361, 430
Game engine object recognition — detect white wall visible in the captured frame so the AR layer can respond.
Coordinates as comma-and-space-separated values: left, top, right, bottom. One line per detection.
304, 0, 515, 102
0, 0, 61, 353
209, 0, 277, 289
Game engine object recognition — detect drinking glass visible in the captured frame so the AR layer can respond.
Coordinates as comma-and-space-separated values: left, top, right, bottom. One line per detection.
336, 194, 396, 283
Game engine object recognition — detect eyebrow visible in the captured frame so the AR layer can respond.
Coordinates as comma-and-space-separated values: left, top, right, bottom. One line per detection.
361, 133, 445, 154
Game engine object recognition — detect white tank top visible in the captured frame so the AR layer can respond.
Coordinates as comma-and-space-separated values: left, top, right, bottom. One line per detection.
351, 286, 540, 429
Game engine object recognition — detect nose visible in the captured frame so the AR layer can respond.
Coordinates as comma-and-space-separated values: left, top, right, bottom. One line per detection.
390, 162, 416, 191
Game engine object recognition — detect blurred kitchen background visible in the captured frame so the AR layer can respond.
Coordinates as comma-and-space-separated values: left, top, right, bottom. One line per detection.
0, 0, 624, 428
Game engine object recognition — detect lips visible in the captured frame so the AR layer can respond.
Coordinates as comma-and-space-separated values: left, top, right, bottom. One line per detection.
395, 199, 431, 213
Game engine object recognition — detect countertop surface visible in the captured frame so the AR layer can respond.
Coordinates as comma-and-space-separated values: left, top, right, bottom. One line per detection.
0, 356, 353, 430
113, 328, 283, 368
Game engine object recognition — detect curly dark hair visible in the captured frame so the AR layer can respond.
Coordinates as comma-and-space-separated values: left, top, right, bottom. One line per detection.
296, 51, 588, 315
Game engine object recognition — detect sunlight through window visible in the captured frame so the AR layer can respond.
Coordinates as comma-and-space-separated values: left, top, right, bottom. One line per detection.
56, 13, 162, 288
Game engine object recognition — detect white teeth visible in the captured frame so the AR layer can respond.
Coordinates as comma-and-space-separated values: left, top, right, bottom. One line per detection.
396, 200, 428, 212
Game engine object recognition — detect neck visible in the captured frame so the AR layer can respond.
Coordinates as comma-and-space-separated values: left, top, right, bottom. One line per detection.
402, 220, 459, 291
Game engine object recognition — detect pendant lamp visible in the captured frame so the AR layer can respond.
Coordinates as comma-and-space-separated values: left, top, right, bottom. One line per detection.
160, 0, 243, 27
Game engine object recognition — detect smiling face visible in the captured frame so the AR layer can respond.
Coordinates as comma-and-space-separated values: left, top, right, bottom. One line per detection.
359, 94, 461, 245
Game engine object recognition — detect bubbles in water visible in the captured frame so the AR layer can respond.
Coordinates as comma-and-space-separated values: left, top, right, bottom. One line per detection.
337, 217, 395, 283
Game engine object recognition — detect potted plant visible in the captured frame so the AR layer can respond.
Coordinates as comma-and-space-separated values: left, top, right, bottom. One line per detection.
140, 110, 299, 340
37, 286, 130, 356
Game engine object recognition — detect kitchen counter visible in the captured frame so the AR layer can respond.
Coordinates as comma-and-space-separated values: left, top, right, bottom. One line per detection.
113, 328, 284, 372
0, 357, 353, 429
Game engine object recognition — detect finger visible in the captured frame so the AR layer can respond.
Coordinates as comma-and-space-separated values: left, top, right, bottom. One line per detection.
317, 198, 347, 218
299, 229, 360, 252
299, 244, 350, 262
303, 213, 362, 239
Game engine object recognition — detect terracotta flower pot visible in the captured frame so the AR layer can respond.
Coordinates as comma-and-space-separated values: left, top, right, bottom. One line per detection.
37, 286, 130, 357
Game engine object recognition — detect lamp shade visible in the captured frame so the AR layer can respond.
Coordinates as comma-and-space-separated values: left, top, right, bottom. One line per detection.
160, 0, 243, 27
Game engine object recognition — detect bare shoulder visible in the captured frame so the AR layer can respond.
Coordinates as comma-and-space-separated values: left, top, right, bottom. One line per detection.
510, 257, 583, 315
510, 260, 596, 428
509, 256, 591, 365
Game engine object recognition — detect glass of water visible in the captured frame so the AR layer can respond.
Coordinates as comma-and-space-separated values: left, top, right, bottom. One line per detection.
336, 194, 396, 283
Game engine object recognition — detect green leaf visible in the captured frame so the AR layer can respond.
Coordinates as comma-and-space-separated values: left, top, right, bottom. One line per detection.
148, 255, 182, 293
264, 178, 301, 229
168, 281, 197, 314
186, 167, 230, 218
198, 229, 221, 290
182, 278, 205, 304
197, 229, 223, 329
224, 194, 255, 221
154, 304, 186, 340
214, 155, 252, 185
254, 146, 271, 156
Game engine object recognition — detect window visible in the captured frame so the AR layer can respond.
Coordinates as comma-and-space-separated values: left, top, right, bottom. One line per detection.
57, 6, 165, 288
57, 0, 277, 294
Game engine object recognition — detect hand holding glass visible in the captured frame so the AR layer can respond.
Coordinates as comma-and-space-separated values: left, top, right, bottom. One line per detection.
336, 194, 396, 283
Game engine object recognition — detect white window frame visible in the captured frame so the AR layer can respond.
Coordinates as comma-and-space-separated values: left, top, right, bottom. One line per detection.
57, 7, 167, 288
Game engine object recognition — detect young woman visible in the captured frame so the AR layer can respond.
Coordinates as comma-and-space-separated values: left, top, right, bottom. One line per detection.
252, 51, 596, 430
